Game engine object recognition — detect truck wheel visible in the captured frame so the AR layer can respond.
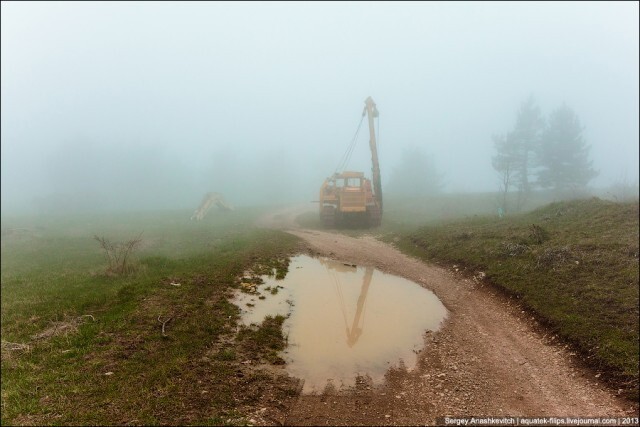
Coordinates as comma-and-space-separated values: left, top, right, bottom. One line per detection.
321, 206, 336, 228
367, 206, 381, 227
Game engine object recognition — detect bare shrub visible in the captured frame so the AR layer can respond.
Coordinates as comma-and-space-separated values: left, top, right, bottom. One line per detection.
94, 233, 143, 276
529, 224, 549, 244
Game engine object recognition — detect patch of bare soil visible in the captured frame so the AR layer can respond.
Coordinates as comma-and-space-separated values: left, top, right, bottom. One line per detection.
256, 205, 639, 426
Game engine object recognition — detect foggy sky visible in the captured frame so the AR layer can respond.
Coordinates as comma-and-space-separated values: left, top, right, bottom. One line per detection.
2, 1, 638, 213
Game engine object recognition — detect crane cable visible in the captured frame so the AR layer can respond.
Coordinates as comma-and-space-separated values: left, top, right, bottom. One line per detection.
334, 113, 366, 174
335, 106, 381, 175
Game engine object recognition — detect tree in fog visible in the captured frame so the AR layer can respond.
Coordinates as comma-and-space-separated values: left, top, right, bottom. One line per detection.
512, 96, 545, 207
387, 146, 444, 197
492, 96, 544, 212
536, 104, 598, 195
491, 131, 518, 214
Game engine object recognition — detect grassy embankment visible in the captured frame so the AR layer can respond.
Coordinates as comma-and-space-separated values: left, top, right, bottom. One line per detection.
383, 198, 639, 400
1, 208, 302, 425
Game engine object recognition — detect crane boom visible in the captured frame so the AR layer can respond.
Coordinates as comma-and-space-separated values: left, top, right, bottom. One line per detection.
363, 96, 382, 215
346, 266, 373, 347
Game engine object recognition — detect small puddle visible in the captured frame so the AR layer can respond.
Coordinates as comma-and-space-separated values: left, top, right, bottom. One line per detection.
233, 255, 447, 393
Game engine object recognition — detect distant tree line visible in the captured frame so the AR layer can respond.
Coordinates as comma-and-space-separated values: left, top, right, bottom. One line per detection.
492, 96, 598, 213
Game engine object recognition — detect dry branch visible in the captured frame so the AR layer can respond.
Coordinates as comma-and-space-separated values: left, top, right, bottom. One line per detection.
157, 315, 173, 337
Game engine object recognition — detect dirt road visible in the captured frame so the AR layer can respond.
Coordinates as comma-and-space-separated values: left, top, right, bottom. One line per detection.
257, 205, 638, 426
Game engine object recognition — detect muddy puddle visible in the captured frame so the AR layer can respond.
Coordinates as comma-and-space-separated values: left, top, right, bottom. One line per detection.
233, 255, 447, 393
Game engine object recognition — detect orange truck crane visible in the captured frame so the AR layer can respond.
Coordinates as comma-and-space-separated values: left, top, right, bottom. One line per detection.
319, 97, 383, 228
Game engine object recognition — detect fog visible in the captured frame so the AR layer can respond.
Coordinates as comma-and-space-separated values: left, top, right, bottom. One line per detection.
2, 2, 638, 214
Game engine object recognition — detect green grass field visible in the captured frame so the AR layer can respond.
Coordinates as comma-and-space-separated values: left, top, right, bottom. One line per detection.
382, 198, 639, 399
1, 208, 302, 425
2, 195, 638, 424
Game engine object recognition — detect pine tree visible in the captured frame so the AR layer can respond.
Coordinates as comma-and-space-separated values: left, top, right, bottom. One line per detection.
491, 131, 518, 214
491, 96, 544, 212
512, 96, 544, 208
537, 104, 598, 194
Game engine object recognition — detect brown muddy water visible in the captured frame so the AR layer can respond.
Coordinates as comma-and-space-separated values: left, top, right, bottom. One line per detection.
233, 255, 447, 393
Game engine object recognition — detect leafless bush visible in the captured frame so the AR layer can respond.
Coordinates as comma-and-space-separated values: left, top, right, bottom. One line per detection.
529, 224, 549, 244
94, 233, 143, 276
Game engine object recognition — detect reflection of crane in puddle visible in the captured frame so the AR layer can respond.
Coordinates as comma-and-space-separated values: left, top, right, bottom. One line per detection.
320, 258, 373, 347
